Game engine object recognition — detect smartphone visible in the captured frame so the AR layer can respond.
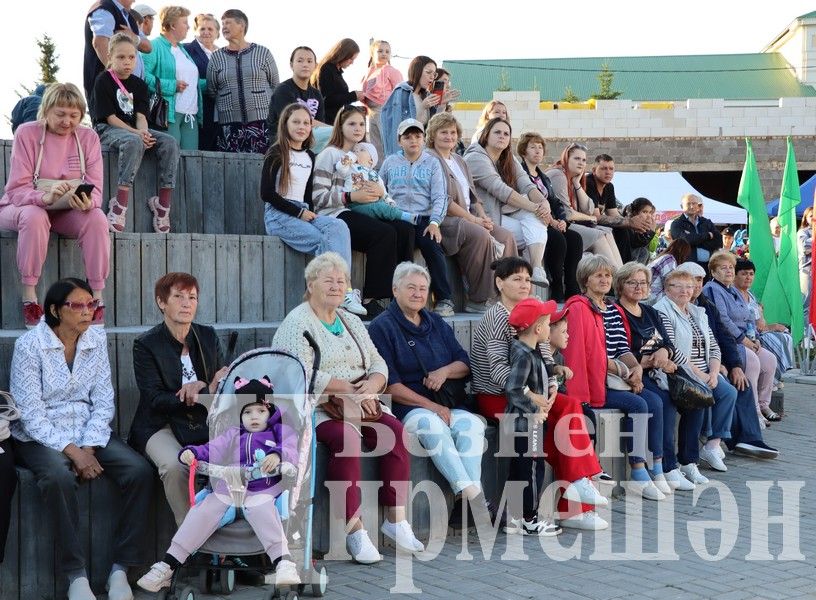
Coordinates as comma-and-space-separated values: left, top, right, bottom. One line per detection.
432, 80, 445, 102
74, 183, 96, 198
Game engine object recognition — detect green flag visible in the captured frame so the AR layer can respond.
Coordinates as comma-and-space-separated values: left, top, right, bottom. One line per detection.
763, 137, 804, 343
737, 139, 777, 300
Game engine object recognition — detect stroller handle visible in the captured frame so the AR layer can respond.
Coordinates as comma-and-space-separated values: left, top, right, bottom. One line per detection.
303, 331, 322, 394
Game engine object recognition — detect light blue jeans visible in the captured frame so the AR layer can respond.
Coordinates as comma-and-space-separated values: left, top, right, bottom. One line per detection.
263, 203, 352, 267
96, 124, 179, 188
402, 408, 485, 494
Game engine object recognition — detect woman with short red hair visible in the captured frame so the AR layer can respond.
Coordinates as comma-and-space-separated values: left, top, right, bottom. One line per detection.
130, 272, 230, 526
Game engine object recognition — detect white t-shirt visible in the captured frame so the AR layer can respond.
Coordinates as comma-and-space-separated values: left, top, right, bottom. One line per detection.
171, 45, 199, 115
180, 353, 197, 385
283, 150, 313, 203
446, 157, 471, 212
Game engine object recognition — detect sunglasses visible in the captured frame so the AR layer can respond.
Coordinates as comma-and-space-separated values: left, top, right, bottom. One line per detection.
567, 142, 588, 152
62, 299, 100, 312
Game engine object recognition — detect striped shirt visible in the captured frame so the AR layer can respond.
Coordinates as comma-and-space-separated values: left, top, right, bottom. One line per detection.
471, 302, 556, 395
660, 314, 721, 370
602, 303, 631, 359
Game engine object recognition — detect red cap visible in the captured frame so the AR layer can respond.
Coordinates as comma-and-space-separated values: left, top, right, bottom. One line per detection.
551, 306, 570, 323
508, 298, 557, 330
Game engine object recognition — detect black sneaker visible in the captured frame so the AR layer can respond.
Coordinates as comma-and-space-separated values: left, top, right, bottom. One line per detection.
484, 499, 507, 529
448, 497, 474, 529
734, 440, 779, 459
361, 299, 388, 321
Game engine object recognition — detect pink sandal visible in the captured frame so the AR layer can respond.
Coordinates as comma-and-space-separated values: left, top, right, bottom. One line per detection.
106, 197, 128, 233
147, 196, 171, 233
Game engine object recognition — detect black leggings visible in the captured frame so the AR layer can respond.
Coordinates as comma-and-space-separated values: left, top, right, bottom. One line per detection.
337, 211, 414, 300
545, 226, 583, 302
0, 439, 15, 563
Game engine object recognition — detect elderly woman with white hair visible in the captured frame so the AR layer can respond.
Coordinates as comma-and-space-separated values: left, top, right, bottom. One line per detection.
368, 262, 499, 528
677, 261, 779, 460
561, 254, 667, 501
272, 252, 423, 564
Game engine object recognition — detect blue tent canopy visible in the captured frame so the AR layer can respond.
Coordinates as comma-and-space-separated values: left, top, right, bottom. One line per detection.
766, 173, 816, 217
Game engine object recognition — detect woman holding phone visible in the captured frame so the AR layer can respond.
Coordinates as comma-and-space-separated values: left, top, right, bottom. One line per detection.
0, 83, 110, 328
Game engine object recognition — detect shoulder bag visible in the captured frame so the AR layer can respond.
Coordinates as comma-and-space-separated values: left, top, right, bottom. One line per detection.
667, 365, 714, 411
32, 123, 86, 210
168, 325, 210, 446
321, 312, 383, 422
148, 77, 169, 131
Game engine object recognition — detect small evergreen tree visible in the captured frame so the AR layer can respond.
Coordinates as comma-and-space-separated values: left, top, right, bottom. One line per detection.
561, 86, 580, 103
591, 62, 621, 100
36, 34, 59, 84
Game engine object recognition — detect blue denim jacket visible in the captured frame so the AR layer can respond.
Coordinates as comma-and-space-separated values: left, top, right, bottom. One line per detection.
379, 82, 415, 158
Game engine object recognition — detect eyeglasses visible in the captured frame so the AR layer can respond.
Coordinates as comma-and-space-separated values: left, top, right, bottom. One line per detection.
62, 299, 100, 312
624, 281, 649, 288
668, 284, 694, 291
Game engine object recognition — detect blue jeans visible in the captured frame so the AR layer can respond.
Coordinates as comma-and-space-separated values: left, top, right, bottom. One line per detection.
414, 216, 452, 302
264, 203, 352, 268
729, 386, 764, 446
650, 376, 706, 471
402, 407, 485, 494
700, 374, 737, 440
604, 386, 663, 465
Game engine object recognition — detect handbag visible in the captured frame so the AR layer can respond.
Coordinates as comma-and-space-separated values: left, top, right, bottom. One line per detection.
148, 77, 169, 131
397, 319, 468, 409
32, 124, 86, 210
168, 326, 211, 445
321, 312, 383, 422
667, 366, 714, 411
606, 358, 632, 391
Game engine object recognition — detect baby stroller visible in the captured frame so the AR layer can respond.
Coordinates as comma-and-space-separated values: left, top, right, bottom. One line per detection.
157, 336, 328, 600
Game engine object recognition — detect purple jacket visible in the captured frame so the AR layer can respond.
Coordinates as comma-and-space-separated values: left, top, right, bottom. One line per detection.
180, 405, 296, 492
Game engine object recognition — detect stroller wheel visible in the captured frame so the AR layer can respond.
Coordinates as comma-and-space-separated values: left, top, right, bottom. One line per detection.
311, 565, 328, 597
177, 585, 196, 600
198, 569, 215, 593
283, 592, 299, 600
156, 590, 168, 600
218, 569, 235, 595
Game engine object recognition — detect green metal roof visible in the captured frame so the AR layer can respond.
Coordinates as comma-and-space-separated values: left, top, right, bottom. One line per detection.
442, 53, 816, 103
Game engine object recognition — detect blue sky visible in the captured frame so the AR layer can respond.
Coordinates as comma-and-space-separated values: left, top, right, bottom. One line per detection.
1, 1, 813, 137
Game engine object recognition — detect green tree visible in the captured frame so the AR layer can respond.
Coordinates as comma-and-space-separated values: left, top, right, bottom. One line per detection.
561, 86, 580, 103
591, 62, 621, 100
36, 34, 59, 84
497, 68, 511, 92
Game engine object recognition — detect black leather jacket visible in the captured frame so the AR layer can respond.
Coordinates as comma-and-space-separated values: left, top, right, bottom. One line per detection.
128, 322, 224, 454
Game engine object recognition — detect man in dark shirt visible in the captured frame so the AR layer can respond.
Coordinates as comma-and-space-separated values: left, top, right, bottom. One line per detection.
670, 193, 722, 273
585, 154, 653, 262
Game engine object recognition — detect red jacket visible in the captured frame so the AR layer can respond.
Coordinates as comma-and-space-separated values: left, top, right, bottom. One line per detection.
561, 295, 608, 407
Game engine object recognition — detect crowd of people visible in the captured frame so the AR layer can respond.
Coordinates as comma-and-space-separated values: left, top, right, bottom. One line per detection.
0, 4, 801, 599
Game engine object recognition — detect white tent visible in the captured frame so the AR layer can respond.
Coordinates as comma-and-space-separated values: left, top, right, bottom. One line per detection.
611, 172, 747, 225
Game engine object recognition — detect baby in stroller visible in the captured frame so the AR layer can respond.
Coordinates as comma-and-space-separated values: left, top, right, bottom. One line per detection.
137, 376, 300, 592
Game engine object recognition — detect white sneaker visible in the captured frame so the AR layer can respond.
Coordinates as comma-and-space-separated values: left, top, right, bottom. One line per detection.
381, 519, 425, 552
652, 473, 673, 496
137, 561, 174, 592
346, 529, 381, 564
699, 445, 727, 472
563, 477, 609, 506
504, 516, 562, 536
106, 570, 134, 600
532, 267, 549, 287
558, 511, 609, 531
67, 577, 95, 600
626, 479, 666, 501
664, 468, 696, 491
274, 559, 301, 585
341, 289, 367, 316
679, 463, 709, 485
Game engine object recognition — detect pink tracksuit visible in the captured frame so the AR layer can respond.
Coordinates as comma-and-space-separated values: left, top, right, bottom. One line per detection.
0, 121, 109, 290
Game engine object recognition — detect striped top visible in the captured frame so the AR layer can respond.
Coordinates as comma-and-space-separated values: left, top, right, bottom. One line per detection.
312, 146, 349, 217
660, 312, 721, 371
207, 43, 279, 125
471, 301, 556, 395
602, 303, 631, 359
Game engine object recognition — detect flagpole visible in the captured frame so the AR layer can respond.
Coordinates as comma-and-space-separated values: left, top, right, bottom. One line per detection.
810, 186, 816, 330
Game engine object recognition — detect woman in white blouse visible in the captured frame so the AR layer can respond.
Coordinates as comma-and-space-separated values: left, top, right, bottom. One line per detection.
272, 252, 423, 564
10, 278, 153, 600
